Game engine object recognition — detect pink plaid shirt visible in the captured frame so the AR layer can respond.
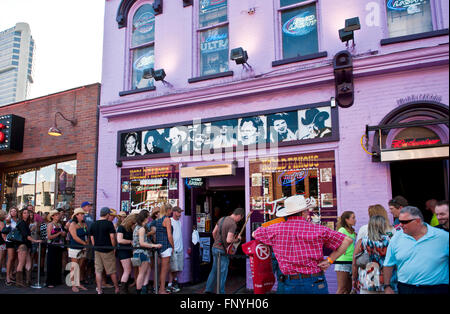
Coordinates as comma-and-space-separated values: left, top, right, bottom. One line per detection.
253, 216, 346, 275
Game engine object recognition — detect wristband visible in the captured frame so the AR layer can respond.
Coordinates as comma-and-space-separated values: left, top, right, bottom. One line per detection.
327, 257, 334, 264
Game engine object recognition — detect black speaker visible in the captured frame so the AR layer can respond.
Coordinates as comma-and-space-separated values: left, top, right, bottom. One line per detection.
183, 0, 193, 7
333, 50, 354, 108
153, 0, 163, 15
0, 114, 25, 154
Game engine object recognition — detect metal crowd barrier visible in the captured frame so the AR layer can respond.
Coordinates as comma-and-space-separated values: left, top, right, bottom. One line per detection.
29, 241, 160, 293
28, 241, 249, 294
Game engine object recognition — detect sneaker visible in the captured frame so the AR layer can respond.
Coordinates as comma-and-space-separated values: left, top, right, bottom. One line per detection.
165, 286, 173, 293
171, 286, 180, 293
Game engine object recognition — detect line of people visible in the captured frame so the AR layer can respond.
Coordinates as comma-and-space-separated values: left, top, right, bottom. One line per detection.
0, 201, 185, 294
250, 194, 448, 294
332, 196, 449, 294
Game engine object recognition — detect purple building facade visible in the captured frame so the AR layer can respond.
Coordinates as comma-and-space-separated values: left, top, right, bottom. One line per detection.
98, 0, 449, 293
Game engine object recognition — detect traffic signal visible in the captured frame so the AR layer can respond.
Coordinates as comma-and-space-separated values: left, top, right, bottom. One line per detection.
333, 50, 354, 108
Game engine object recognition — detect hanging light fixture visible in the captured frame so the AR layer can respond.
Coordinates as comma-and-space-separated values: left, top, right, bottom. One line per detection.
48, 111, 77, 136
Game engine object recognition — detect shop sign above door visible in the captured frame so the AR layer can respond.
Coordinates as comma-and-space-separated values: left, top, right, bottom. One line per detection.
0, 114, 25, 154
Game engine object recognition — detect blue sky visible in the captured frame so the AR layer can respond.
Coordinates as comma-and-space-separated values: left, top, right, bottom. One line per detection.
0, 0, 105, 99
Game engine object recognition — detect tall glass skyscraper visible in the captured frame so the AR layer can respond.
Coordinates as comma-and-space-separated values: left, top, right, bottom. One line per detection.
0, 22, 34, 107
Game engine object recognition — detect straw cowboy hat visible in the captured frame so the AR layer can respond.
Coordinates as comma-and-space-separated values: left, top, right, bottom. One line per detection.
276, 195, 317, 217
71, 207, 85, 219
47, 209, 60, 222
118, 211, 127, 218
109, 208, 117, 217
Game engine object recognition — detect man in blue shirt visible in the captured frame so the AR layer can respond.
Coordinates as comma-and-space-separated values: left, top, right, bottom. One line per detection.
383, 206, 449, 294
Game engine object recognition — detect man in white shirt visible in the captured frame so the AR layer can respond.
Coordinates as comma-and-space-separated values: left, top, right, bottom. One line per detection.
168, 206, 184, 293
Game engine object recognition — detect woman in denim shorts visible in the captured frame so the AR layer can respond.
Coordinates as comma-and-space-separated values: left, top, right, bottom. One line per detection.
132, 210, 161, 294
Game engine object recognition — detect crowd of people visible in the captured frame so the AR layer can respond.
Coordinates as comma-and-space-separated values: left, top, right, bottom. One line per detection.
0, 201, 185, 294
0, 195, 448, 295
250, 195, 448, 294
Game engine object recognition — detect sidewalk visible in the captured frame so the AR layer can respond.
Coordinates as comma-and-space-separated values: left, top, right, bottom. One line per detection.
0, 271, 251, 295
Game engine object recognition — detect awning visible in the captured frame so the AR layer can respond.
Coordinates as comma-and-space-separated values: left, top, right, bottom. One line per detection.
366, 118, 449, 162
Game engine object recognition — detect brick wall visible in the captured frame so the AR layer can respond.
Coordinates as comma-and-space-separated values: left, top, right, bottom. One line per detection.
0, 83, 100, 209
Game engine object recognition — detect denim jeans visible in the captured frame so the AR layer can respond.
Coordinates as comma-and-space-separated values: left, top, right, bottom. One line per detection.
205, 247, 229, 294
398, 282, 449, 294
271, 252, 285, 294
282, 274, 329, 294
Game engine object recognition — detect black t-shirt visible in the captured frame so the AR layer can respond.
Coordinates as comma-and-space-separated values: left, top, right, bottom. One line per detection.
117, 225, 133, 247
89, 219, 116, 253
16, 220, 31, 248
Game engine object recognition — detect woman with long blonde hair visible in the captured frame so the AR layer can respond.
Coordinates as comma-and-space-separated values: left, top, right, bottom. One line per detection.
154, 203, 174, 294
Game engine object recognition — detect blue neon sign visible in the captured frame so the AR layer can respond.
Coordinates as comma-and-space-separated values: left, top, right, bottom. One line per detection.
282, 11, 317, 36
387, 0, 425, 11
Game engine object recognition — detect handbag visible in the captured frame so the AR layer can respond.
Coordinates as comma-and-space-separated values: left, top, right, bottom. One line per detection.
6, 228, 23, 243
355, 250, 370, 268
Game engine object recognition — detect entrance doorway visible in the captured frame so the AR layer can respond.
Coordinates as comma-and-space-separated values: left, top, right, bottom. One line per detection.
186, 169, 247, 292
390, 158, 448, 223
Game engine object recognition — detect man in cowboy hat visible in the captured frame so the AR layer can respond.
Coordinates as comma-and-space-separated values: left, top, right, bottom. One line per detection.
252, 195, 353, 294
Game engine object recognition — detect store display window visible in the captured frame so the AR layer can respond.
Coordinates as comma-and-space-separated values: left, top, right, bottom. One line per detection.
120, 165, 179, 213
249, 151, 337, 232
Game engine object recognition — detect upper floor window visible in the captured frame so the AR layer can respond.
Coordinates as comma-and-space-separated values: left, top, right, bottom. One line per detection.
197, 0, 229, 76
130, 3, 155, 90
279, 0, 319, 59
386, 0, 433, 37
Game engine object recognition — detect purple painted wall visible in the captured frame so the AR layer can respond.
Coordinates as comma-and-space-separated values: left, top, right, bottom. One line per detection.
98, 0, 449, 292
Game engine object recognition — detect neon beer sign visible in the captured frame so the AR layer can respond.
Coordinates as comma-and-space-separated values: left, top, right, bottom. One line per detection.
387, 0, 425, 11
277, 170, 308, 186
283, 12, 317, 36
392, 137, 441, 148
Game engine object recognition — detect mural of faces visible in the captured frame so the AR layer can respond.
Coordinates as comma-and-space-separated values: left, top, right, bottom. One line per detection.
119, 106, 333, 158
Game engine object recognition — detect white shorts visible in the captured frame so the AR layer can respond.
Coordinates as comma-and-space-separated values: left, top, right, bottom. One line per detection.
160, 247, 173, 258
68, 248, 86, 259
170, 250, 184, 272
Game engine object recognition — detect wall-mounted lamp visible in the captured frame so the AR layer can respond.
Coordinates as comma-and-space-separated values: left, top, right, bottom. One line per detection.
48, 111, 77, 136
230, 47, 252, 70
143, 67, 171, 86
182, 0, 192, 7
339, 17, 361, 48
153, 0, 163, 15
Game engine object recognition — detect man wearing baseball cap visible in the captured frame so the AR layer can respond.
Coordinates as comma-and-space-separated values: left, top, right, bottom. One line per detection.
168, 206, 184, 293
89, 207, 119, 294
252, 195, 353, 294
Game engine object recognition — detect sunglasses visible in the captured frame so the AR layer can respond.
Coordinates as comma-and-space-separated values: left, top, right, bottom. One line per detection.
399, 218, 417, 225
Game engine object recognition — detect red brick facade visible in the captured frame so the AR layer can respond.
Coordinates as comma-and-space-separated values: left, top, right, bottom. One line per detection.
0, 83, 100, 209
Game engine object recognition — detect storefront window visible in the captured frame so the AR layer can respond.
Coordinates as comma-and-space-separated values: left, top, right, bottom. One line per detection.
4, 169, 36, 210
3, 160, 77, 213
280, 1, 318, 59
120, 166, 179, 214
249, 151, 337, 233
56, 160, 77, 210
35, 164, 56, 213
386, 0, 433, 38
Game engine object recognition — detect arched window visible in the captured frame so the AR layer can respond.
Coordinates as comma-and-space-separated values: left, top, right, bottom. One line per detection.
129, 3, 156, 90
